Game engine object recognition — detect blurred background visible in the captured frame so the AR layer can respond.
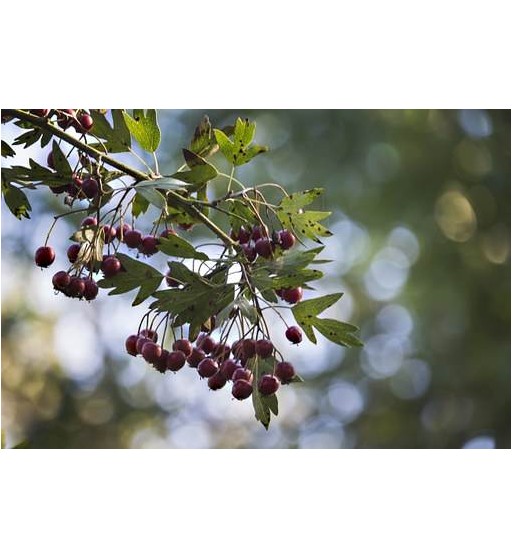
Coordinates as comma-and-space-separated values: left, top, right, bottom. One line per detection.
1, 109, 510, 449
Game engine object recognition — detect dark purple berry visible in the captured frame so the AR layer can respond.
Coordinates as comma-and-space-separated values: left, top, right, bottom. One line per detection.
258, 374, 280, 395
208, 371, 227, 390
81, 216, 97, 227
282, 287, 303, 304
255, 339, 274, 358
140, 329, 158, 342
139, 235, 159, 256
173, 339, 193, 357
187, 348, 206, 368
232, 379, 253, 400
220, 359, 238, 381
68, 277, 85, 298
34, 246, 55, 268
67, 244, 81, 263
125, 335, 139, 356
255, 238, 273, 258
232, 367, 253, 383
81, 177, 99, 199
101, 256, 122, 278
241, 243, 257, 262
167, 350, 186, 371
79, 113, 94, 131
124, 229, 143, 249
142, 342, 162, 364
136, 336, 152, 354
52, 271, 71, 291
279, 229, 296, 250
197, 335, 216, 355
275, 362, 296, 383
197, 358, 219, 378
83, 278, 99, 301
242, 339, 256, 359
286, 326, 303, 344
154, 349, 170, 373
159, 228, 176, 239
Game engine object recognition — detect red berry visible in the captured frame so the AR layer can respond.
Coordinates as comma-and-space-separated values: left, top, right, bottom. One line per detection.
81, 177, 99, 199
125, 335, 139, 356
142, 342, 162, 364
67, 244, 81, 263
167, 350, 186, 371
140, 329, 158, 342
242, 339, 256, 359
208, 371, 227, 390
172, 339, 193, 357
116, 223, 132, 241
255, 339, 274, 358
103, 225, 117, 243
213, 343, 231, 362
68, 276, 85, 298
251, 225, 266, 241
197, 358, 219, 378
83, 278, 99, 301
187, 348, 206, 368
278, 229, 296, 250
238, 226, 251, 244
136, 336, 152, 354
241, 243, 257, 262
232, 367, 253, 383
101, 256, 122, 278
124, 229, 143, 249
220, 359, 238, 381
139, 235, 159, 255
79, 113, 94, 131
255, 238, 273, 258
282, 287, 303, 304
275, 362, 296, 383
31, 109, 50, 117
258, 374, 280, 395
34, 246, 55, 268
197, 335, 216, 355
81, 216, 97, 227
286, 326, 303, 344
232, 379, 253, 400
154, 349, 170, 373
52, 271, 71, 291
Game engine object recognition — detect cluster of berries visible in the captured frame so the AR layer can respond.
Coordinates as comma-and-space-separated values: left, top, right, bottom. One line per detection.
230, 224, 296, 263
125, 330, 301, 400
30, 109, 94, 133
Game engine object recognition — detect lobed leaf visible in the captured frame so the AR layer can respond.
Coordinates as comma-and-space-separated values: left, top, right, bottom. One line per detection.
123, 109, 161, 153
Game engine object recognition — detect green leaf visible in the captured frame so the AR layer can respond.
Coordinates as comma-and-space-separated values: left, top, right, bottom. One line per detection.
277, 189, 333, 242
97, 253, 163, 306
158, 235, 209, 260
12, 440, 31, 449
189, 115, 217, 157
171, 150, 218, 186
123, 109, 161, 153
1, 140, 16, 158
271, 269, 324, 289
251, 360, 279, 429
214, 118, 269, 167
134, 185, 167, 209
228, 200, 255, 231
89, 110, 131, 152
51, 140, 73, 177
292, 293, 363, 347
263, 393, 279, 416
311, 317, 364, 348
132, 192, 150, 217
12, 128, 42, 148
2, 183, 31, 219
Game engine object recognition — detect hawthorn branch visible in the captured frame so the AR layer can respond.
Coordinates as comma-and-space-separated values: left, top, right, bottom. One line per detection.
3, 109, 237, 248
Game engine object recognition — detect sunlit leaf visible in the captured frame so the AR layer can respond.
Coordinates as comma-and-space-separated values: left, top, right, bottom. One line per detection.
123, 109, 161, 153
